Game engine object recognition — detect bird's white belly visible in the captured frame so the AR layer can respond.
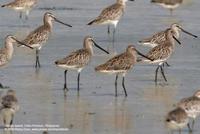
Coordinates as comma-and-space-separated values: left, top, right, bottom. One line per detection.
160, 3, 180, 9
143, 59, 166, 65
57, 65, 83, 72
13, 7, 26, 11
167, 120, 188, 130
97, 70, 126, 75
31, 44, 43, 50
101, 20, 119, 27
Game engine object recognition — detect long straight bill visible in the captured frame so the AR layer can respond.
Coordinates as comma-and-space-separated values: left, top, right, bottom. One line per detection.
173, 35, 181, 45
92, 40, 109, 54
12, 37, 33, 49
135, 49, 154, 61
54, 18, 72, 27
179, 27, 198, 38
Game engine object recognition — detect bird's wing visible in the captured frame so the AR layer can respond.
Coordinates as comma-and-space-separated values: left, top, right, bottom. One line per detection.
23, 26, 50, 46
146, 44, 171, 61
98, 3, 124, 21
56, 49, 90, 68
140, 29, 167, 44
96, 53, 134, 71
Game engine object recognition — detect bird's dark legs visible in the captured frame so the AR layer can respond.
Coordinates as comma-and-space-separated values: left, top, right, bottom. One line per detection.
77, 72, 80, 92
187, 123, 193, 132
64, 70, 68, 91
35, 49, 41, 68
122, 76, 127, 97
163, 62, 170, 67
63, 70, 68, 96
115, 74, 118, 97
112, 27, 116, 51
165, 62, 170, 67
10, 119, 13, 126
192, 119, 195, 130
155, 66, 160, 85
107, 25, 110, 35
107, 25, 112, 52
19, 12, 22, 19
155, 64, 168, 84
0, 83, 3, 88
160, 66, 167, 82
179, 129, 181, 134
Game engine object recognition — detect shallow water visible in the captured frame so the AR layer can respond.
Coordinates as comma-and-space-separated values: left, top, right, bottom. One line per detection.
0, 0, 200, 134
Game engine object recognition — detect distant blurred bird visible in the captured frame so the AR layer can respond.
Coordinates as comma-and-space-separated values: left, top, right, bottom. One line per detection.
165, 107, 189, 134
177, 90, 200, 132
19, 12, 72, 68
151, 0, 183, 15
1, 90, 19, 111
88, 0, 134, 52
0, 35, 33, 88
1, 0, 37, 20
0, 90, 19, 128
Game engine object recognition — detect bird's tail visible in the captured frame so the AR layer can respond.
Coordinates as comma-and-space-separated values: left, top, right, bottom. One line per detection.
138, 39, 148, 44
151, 0, 160, 3
87, 18, 101, 25
1, 3, 11, 8
94, 66, 101, 72
55, 61, 59, 65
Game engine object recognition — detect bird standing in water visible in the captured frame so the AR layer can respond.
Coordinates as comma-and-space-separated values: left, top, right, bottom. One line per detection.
139, 29, 181, 84
19, 12, 72, 68
1, 0, 38, 20
88, 0, 134, 52
55, 36, 109, 95
151, 0, 183, 15
95, 45, 152, 97
0, 90, 19, 128
138, 23, 198, 67
0, 35, 33, 88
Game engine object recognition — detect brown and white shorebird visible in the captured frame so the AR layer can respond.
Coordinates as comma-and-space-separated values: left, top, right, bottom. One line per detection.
1, 0, 37, 20
1, 90, 19, 111
138, 23, 198, 67
138, 23, 198, 48
55, 36, 109, 94
0, 35, 33, 88
151, 0, 183, 15
87, 0, 134, 52
177, 90, 200, 132
0, 90, 19, 128
165, 107, 189, 134
95, 45, 153, 97
139, 29, 181, 85
18, 12, 72, 68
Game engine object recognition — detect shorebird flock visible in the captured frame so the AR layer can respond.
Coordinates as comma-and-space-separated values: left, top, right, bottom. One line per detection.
0, 0, 199, 133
